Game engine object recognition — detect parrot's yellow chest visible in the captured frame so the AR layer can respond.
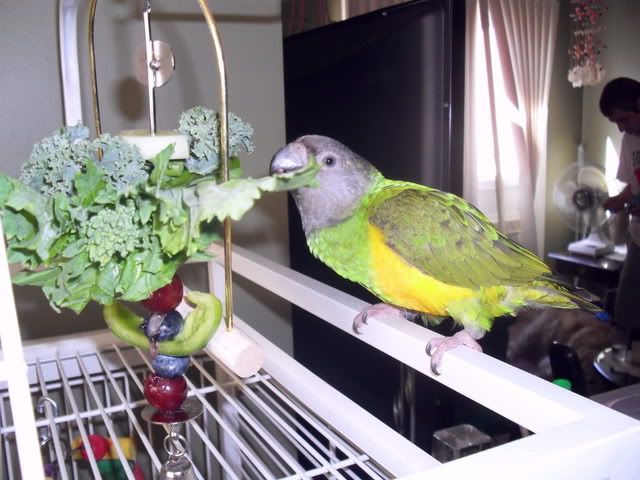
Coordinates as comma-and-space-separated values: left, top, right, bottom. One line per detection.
367, 224, 473, 315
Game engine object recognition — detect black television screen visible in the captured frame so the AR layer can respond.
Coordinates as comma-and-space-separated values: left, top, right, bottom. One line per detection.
283, 0, 464, 192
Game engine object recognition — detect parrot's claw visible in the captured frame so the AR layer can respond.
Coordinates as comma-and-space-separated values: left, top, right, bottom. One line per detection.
353, 311, 368, 334
353, 303, 408, 334
426, 330, 483, 375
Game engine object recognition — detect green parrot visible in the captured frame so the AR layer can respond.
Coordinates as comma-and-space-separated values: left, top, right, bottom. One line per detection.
269, 135, 600, 373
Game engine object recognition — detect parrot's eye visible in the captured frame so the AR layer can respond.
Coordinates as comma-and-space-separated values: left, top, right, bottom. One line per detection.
323, 156, 336, 167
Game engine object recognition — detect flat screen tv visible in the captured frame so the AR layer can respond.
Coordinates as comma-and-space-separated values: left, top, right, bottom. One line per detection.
283, 0, 464, 192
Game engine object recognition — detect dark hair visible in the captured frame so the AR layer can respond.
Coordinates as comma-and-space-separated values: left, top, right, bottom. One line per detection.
599, 77, 640, 117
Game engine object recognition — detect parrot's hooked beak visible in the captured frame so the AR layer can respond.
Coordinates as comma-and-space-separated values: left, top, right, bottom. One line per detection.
270, 141, 308, 175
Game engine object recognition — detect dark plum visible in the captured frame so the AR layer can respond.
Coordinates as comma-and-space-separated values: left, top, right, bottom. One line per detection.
152, 354, 190, 378
141, 274, 183, 313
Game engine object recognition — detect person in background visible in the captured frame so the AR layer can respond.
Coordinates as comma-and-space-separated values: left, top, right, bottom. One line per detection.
600, 77, 640, 345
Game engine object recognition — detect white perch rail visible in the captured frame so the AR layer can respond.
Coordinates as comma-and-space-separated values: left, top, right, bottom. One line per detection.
1, 238, 640, 478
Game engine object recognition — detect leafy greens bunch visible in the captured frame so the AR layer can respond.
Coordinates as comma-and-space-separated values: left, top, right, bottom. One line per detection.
0, 107, 318, 313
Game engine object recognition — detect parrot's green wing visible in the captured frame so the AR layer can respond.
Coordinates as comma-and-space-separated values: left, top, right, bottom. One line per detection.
367, 183, 551, 289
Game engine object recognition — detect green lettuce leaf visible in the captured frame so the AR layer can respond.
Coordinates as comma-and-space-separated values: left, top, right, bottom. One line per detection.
149, 144, 175, 191
75, 161, 106, 208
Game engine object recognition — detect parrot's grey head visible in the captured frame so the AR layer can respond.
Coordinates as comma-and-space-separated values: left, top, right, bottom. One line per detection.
270, 135, 379, 236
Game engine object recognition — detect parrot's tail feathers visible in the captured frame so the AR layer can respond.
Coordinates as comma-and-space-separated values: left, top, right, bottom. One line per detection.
522, 283, 602, 314
541, 272, 576, 291
538, 275, 603, 313
555, 288, 602, 313
573, 287, 602, 312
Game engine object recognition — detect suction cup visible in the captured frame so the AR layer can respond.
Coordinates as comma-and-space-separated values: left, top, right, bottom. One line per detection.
134, 40, 176, 87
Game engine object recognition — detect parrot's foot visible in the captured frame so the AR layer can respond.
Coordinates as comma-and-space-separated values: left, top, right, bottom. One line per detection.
426, 330, 483, 375
353, 304, 418, 334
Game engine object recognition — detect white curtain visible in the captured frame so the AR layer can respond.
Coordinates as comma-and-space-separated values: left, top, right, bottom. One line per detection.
464, 0, 559, 255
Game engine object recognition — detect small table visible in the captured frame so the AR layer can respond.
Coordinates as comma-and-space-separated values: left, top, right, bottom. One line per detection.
548, 250, 625, 313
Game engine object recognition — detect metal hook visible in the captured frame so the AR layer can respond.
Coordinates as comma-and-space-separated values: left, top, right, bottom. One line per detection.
36, 396, 58, 417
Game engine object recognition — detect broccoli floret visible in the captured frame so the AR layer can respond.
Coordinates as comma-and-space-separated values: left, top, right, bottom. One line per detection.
179, 107, 254, 176
20, 125, 94, 197
179, 106, 219, 175
93, 134, 148, 193
82, 200, 150, 266
20, 126, 149, 198
228, 112, 255, 157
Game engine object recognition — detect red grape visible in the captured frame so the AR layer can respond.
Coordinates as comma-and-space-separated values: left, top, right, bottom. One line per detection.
143, 372, 187, 411
141, 275, 183, 313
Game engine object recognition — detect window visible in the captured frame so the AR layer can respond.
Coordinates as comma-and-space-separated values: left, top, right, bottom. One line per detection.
468, 5, 521, 236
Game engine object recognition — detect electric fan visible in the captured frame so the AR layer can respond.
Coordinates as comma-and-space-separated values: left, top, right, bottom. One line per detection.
553, 162, 614, 257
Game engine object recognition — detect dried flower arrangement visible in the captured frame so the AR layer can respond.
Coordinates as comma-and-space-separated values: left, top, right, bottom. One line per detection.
568, 0, 607, 88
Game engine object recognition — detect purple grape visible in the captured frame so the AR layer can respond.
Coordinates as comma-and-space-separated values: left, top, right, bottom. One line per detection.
152, 354, 190, 378
141, 312, 163, 338
157, 310, 184, 341
141, 310, 184, 341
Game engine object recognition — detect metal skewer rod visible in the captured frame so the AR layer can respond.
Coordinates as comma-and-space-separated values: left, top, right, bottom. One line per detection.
87, 0, 101, 136
197, 0, 234, 332
143, 1, 157, 135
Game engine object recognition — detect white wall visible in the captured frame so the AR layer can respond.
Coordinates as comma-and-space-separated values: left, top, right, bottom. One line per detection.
544, 0, 583, 256
0, 1, 295, 353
